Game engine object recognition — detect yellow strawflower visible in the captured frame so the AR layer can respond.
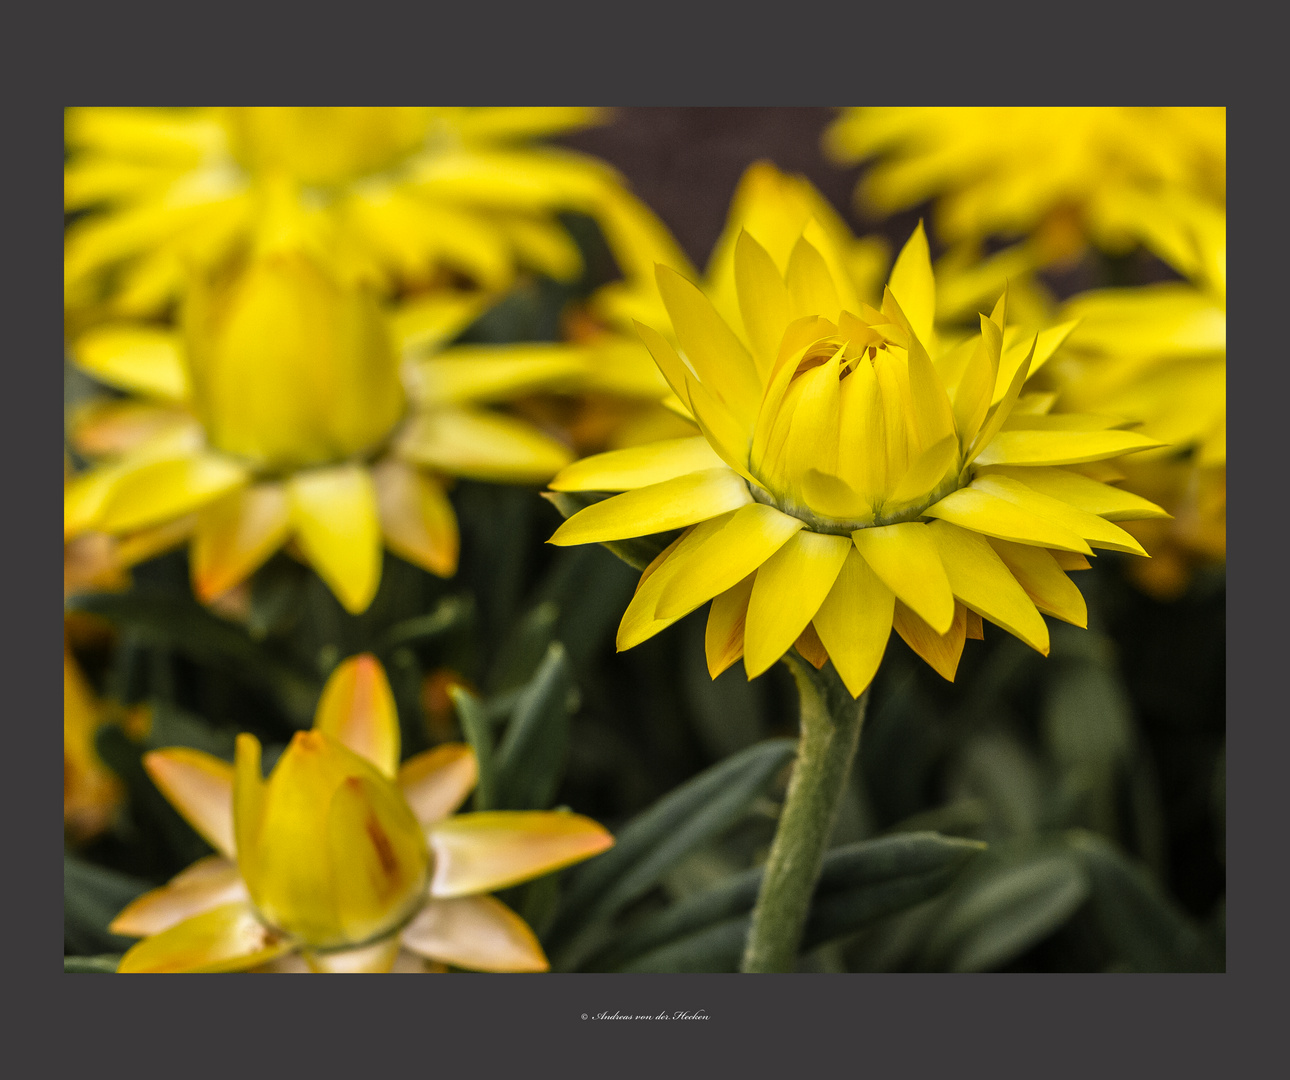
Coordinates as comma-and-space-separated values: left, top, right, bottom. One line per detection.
1046, 195, 1226, 596
64, 208, 584, 614
547, 222, 1168, 696
112, 654, 613, 973
64, 107, 627, 326
823, 107, 1225, 260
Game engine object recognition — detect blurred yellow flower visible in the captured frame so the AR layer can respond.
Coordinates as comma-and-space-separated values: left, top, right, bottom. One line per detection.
64, 107, 627, 326
112, 654, 613, 973
824, 107, 1225, 260
547, 222, 1168, 696
64, 644, 124, 843
64, 218, 586, 613
1047, 196, 1226, 596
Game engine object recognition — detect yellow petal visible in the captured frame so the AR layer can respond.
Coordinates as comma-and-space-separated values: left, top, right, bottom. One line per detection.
794, 621, 830, 669
304, 939, 403, 973
391, 291, 493, 353
617, 521, 723, 650
372, 458, 459, 578
117, 901, 293, 974
233, 733, 265, 882
889, 433, 959, 506
975, 429, 1166, 467
632, 319, 695, 412
654, 503, 806, 622
314, 654, 401, 778
978, 466, 1170, 521
966, 475, 1148, 555
191, 483, 290, 603
966, 609, 985, 640
288, 464, 382, 614
549, 437, 725, 493
1053, 550, 1093, 571
785, 234, 842, 322
812, 548, 895, 698
412, 344, 588, 407
655, 264, 762, 424
143, 749, 235, 858
927, 520, 1050, 655
111, 856, 248, 938
72, 325, 192, 402
988, 539, 1088, 628
992, 319, 1081, 404
924, 484, 1094, 555
850, 523, 955, 635
887, 221, 936, 350
893, 600, 968, 682
427, 811, 613, 898
705, 575, 756, 678
682, 373, 758, 482
548, 467, 751, 546
401, 895, 548, 972
396, 407, 573, 483
743, 531, 851, 678
734, 230, 791, 378
96, 454, 248, 535
399, 744, 479, 827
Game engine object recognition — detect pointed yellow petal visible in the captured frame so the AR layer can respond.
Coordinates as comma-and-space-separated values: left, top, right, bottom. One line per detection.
967, 336, 1035, 464
117, 901, 292, 974
304, 939, 402, 973
889, 433, 959, 505
656, 264, 761, 422
992, 319, 1081, 404
399, 744, 479, 828
988, 539, 1088, 628
743, 531, 851, 678
549, 437, 724, 493
894, 600, 968, 682
903, 330, 957, 453
966, 475, 1148, 555
191, 483, 290, 603
632, 319, 695, 411
683, 373, 757, 481
734, 230, 791, 379
654, 503, 806, 622
975, 429, 1166, 467
785, 234, 841, 321
926, 520, 1050, 655
401, 895, 548, 972
924, 484, 1094, 555
372, 458, 459, 578
794, 621, 830, 669
391, 291, 493, 353
548, 468, 750, 546
966, 609, 985, 640
233, 733, 265, 881
887, 221, 936, 349
396, 407, 573, 483
812, 548, 896, 698
617, 520, 726, 651
411, 345, 588, 407
837, 349, 887, 504
143, 749, 235, 858
288, 464, 382, 614
952, 316, 1000, 449
979, 466, 1171, 521
111, 856, 248, 938
850, 523, 955, 635
96, 454, 248, 535
314, 654, 401, 777
72, 325, 191, 402
1053, 550, 1093, 571
705, 575, 755, 678
428, 811, 613, 898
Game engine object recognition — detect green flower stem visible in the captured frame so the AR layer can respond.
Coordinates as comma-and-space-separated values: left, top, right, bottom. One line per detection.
740, 653, 869, 973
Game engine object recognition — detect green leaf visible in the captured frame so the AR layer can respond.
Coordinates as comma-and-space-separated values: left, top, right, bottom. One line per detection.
921, 842, 1091, 972
540, 491, 673, 572
64, 955, 122, 973
371, 595, 474, 655
493, 642, 575, 811
450, 686, 496, 813
66, 589, 321, 725
545, 738, 797, 969
488, 600, 560, 695
64, 854, 149, 956
1066, 830, 1223, 972
599, 833, 984, 972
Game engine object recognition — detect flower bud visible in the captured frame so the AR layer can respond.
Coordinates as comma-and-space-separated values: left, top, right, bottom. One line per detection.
237, 730, 428, 950
184, 251, 405, 471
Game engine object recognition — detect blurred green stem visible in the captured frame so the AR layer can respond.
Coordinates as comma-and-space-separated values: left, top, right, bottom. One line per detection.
741, 654, 868, 973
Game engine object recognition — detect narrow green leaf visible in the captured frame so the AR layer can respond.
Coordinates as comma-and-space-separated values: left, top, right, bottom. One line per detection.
371, 595, 474, 654
64, 955, 122, 973
64, 854, 149, 956
493, 642, 575, 811
488, 600, 559, 695
450, 686, 496, 812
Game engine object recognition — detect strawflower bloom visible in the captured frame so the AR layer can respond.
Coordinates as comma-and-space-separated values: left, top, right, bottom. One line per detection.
111, 654, 613, 973
64, 107, 631, 328
1047, 196, 1226, 596
64, 210, 584, 613
823, 107, 1226, 262
547, 222, 1168, 697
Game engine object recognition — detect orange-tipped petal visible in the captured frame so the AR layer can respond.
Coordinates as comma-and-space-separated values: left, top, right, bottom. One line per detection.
191, 483, 290, 602
110, 856, 248, 938
314, 654, 401, 778
427, 811, 613, 898
117, 901, 293, 973
893, 600, 969, 683
401, 895, 548, 972
372, 458, 459, 578
399, 744, 479, 827
143, 748, 235, 858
